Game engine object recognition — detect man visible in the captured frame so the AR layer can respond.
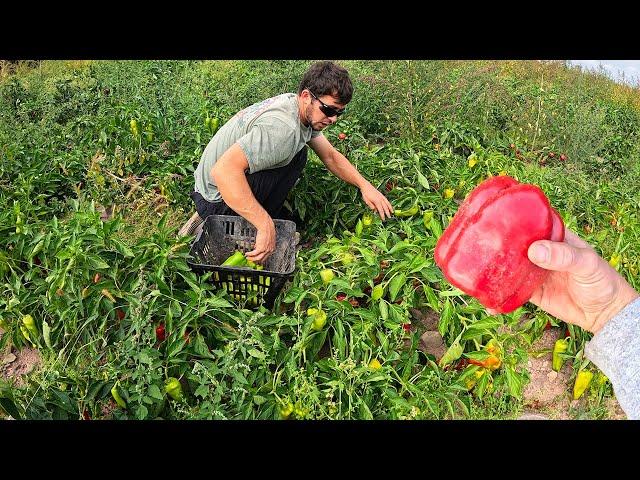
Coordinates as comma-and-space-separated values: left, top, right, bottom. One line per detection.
179, 60, 393, 263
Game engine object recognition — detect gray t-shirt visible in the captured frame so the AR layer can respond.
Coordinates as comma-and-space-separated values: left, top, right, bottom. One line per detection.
194, 93, 322, 202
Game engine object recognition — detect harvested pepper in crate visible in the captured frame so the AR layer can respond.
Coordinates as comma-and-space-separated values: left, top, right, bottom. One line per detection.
188, 214, 297, 309
222, 250, 248, 267
434, 175, 565, 314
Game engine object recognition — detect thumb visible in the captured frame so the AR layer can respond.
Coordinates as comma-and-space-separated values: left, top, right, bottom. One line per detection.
528, 240, 597, 278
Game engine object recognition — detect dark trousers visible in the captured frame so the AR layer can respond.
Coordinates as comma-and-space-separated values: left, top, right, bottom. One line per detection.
191, 146, 308, 220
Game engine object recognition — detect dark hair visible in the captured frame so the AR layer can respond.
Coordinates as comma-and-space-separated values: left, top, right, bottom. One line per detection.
298, 60, 353, 104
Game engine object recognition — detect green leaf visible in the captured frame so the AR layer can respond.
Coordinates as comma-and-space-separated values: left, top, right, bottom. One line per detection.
0, 391, 22, 419
389, 303, 407, 325
438, 336, 464, 368
283, 286, 305, 303
504, 366, 525, 398
379, 299, 388, 321
148, 384, 164, 400
388, 273, 406, 302
415, 167, 430, 190
111, 238, 135, 258
86, 255, 110, 270
193, 334, 213, 358
248, 348, 265, 360
388, 241, 410, 255
429, 218, 443, 238
205, 296, 233, 308
439, 288, 465, 297
194, 384, 209, 398
50, 390, 76, 414
30, 239, 45, 259
438, 299, 453, 337
359, 400, 374, 420
461, 317, 503, 340
366, 373, 388, 383
135, 405, 149, 420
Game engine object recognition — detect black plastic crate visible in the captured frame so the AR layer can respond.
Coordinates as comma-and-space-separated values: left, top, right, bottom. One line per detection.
187, 214, 297, 308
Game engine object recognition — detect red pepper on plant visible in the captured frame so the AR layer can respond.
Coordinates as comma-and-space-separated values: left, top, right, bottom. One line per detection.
434, 175, 564, 314
156, 323, 166, 342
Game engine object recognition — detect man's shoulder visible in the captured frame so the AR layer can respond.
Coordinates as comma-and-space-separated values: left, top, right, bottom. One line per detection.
254, 102, 298, 132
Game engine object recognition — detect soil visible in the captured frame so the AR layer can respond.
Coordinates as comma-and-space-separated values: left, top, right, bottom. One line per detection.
410, 307, 627, 420
0, 329, 42, 388
520, 328, 626, 420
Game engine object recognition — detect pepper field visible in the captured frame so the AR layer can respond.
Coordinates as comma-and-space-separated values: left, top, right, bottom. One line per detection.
1, 60, 639, 419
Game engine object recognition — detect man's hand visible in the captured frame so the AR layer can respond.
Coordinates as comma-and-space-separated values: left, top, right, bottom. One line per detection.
360, 182, 393, 221
245, 218, 276, 264
525, 228, 639, 334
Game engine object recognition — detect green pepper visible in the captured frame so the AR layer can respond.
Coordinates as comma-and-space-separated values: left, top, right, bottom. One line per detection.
341, 253, 355, 265
308, 308, 327, 331
222, 250, 248, 267
129, 119, 139, 137
280, 401, 294, 419
22, 314, 38, 338
20, 325, 34, 345
371, 284, 384, 301
394, 205, 420, 218
111, 384, 127, 408
362, 213, 373, 226
165, 377, 183, 401
422, 210, 434, 228
210, 117, 219, 133
552, 338, 568, 372
573, 370, 594, 400
320, 269, 335, 284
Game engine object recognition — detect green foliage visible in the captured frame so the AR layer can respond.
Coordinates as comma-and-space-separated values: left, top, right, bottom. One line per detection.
1, 60, 638, 419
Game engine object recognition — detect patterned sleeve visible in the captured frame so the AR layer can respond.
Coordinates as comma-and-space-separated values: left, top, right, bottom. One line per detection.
585, 297, 640, 419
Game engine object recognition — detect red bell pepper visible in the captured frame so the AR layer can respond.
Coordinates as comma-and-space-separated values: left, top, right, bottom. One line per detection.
434, 175, 564, 313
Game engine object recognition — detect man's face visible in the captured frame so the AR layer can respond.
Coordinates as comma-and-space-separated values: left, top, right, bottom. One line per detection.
303, 90, 347, 131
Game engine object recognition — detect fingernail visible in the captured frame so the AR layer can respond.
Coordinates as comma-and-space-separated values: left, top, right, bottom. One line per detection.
529, 243, 549, 264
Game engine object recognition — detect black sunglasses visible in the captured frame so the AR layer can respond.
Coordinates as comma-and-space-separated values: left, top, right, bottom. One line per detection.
308, 90, 346, 118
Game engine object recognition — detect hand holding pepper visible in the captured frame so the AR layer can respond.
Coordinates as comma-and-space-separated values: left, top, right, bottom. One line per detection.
360, 182, 393, 221
527, 228, 639, 334
245, 217, 276, 264
435, 175, 565, 313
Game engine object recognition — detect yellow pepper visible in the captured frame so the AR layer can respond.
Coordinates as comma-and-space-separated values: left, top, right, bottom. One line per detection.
573, 370, 594, 400
552, 338, 568, 372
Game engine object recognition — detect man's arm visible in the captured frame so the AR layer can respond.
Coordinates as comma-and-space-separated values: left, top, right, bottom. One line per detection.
308, 135, 393, 220
210, 143, 275, 263
585, 297, 640, 419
